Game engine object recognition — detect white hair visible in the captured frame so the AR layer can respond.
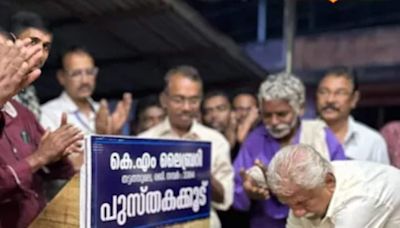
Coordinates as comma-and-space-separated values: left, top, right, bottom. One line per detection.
258, 72, 305, 114
267, 144, 333, 197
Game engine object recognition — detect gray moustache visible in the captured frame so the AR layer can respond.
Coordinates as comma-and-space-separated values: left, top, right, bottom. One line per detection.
322, 106, 339, 112
78, 86, 93, 91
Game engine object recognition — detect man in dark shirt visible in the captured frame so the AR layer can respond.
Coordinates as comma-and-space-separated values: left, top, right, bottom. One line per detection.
0, 37, 83, 228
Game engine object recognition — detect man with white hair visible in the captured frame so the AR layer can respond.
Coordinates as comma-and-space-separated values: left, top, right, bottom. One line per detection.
233, 72, 346, 228
268, 144, 400, 228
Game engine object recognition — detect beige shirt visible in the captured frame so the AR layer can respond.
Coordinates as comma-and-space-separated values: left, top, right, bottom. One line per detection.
139, 118, 234, 228
287, 161, 400, 228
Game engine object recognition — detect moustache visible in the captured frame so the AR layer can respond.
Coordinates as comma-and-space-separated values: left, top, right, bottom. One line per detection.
178, 111, 194, 118
269, 123, 290, 131
266, 123, 292, 137
321, 103, 339, 112
78, 84, 93, 91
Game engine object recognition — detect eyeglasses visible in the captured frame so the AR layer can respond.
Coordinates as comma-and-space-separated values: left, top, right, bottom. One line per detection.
235, 107, 252, 113
317, 89, 352, 98
64, 67, 99, 79
166, 94, 201, 106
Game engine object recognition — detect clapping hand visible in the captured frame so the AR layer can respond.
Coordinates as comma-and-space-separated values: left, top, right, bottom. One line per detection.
95, 93, 132, 135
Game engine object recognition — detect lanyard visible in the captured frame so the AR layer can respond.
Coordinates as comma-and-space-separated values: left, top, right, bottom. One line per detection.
73, 111, 94, 133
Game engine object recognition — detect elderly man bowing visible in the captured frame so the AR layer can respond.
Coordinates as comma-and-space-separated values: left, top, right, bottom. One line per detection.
268, 144, 400, 228
233, 72, 346, 228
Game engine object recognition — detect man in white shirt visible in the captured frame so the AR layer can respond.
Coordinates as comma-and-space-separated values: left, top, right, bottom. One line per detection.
316, 67, 389, 164
41, 46, 99, 134
139, 65, 234, 228
267, 144, 400, 228
40, 47, 131, 196
41, 46, 131, 135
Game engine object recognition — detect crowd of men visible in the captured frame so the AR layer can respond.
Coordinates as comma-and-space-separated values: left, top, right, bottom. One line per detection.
0, 11, 400, 228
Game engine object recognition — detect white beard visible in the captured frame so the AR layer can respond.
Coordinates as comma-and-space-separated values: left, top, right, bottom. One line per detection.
266, 117, 298, 139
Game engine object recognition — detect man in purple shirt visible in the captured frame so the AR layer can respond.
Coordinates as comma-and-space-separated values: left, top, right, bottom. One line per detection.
233, 72, 346, 228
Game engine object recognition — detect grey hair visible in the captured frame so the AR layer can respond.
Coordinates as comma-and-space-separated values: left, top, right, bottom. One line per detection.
267, 144, 333, 197
163, 65, 203, 93
258, 72, 305, 114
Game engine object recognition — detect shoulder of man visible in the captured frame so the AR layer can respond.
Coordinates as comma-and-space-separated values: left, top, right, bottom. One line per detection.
352, 119, 387, 144
9, 99, 42, 131
195, 122, 229, 144
9, 99, 33, 116
302, 119, 327, 129
40, 95, 64, 113
245, 123, 267, 139
137, 122, 164, 138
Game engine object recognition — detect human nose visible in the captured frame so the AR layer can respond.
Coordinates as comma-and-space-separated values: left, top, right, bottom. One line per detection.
182, 99, 191, 111
37, 45, 44, 55
80, 73, 92, 83
208, 109, 218, 118
270, 114, 280, 126
325, 91, 338, 103
236, 109, 245, 117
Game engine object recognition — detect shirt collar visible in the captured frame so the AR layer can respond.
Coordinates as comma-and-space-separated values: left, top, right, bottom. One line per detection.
2, 101, 17, 118
158, 117, 200, 139
322, 170, 342, 224
344, 116, 358, 144
60, 91, 97, 114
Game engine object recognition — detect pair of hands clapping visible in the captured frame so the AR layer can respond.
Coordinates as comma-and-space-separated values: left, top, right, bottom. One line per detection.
28, 113, 83, 172
32, 91, 133, 172
95, 93, 132, 135
0, 38, 44, 106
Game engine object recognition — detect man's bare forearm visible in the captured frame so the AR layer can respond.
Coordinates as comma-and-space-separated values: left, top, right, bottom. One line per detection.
211, 176, 225, 203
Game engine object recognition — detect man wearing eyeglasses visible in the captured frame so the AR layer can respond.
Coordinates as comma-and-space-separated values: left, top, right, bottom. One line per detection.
41, 45, 131, 139
316, 66, 389, 164
41, 46, 98, 134
40, 46, 131, 198
139, 65, 234, 228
